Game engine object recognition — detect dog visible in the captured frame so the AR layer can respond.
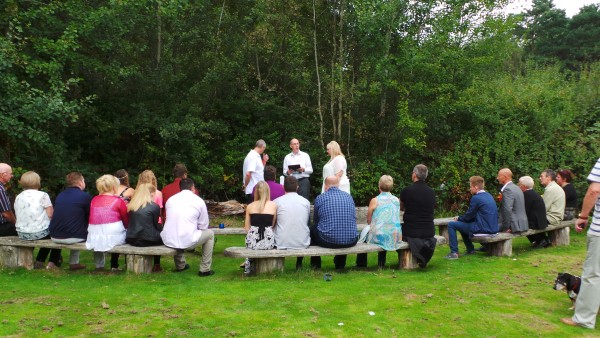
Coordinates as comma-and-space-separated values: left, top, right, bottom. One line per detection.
553, 272, 581, 310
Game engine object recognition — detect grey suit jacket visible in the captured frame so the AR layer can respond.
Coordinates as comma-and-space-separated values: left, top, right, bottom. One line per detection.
499, 182, 529, 232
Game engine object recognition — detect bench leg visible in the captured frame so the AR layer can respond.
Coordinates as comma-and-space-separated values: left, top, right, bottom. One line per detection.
438, 224, 449, 242
126, 254, 153, 274
254, 257, 285, 274
487, 240, 512, 256
0, 246, 34, 269
398, 249, 419, 269
548, 227, 570, 246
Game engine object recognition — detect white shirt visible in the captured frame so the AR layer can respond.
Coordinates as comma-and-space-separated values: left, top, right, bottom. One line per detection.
283, 150, 313, 179
274, 192, 311, 249
15, 189, 52, 234
243, 149, 264, 194
161, 190, 209, 249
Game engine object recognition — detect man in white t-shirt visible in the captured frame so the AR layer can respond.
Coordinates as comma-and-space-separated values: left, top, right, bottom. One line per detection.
562, 158, 600, 329
242, 139, 268, 203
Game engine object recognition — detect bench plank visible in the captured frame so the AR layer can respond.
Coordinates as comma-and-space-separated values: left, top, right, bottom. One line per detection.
0, 237, 178, 273
224, 236, 446, 274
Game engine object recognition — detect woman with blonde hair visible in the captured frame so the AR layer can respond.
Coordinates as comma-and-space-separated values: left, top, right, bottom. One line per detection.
14, 171, 62, 269
126, 183, 163, 272
86, 175, 129, 271
244, 181, 277, 274
356, 175, 402, 268
322, 141, 350, 193
136, 170, 163, 223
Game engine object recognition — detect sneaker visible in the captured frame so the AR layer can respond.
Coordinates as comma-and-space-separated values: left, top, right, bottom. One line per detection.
198, 270, 215, 277
110, 267, 123, 272
174, 264, 190, 272
46, 262, 59, 270
444, 252, 459, 260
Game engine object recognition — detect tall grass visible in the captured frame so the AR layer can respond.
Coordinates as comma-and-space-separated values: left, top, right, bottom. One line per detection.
0, 230, 596, 337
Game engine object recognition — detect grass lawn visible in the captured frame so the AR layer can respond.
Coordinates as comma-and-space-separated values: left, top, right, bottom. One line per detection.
0, 228, 598, 337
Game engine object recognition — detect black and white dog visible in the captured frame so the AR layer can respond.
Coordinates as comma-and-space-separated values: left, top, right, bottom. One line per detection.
553, 272, 581, 310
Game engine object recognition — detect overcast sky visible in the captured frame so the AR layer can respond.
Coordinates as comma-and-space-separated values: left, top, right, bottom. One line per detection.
505, 0, 600, 17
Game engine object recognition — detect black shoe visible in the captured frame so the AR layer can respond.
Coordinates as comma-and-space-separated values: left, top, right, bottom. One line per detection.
198, 270, 215, 277
174, 264, 190, 272
465, 250, 477, 255
477, 246, 488, 252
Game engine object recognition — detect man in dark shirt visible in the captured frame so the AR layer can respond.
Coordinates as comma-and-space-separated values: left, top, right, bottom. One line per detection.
400, 164, 436, 267
310, 176, 358, 270
49, 172, 93, 270
518, 176, 549, 248
0, 163, 17, 237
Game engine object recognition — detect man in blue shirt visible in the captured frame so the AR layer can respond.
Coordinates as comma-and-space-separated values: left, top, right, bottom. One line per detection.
310, 176, 357, 270
49, 172, 93, 270
445, 176, 499, 259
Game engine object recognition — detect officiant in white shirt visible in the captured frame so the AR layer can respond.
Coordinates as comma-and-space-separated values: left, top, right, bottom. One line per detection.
283, 138, 313, 201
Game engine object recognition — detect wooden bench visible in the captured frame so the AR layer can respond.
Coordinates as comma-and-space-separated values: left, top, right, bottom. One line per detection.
223, 235, 447, 275
435, 217, 455, 241
469, 221, 572, 256
0, 237, 178, 274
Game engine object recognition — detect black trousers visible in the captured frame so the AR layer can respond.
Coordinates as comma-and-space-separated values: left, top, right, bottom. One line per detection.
356, 251, 397, 268
527, 232, 548, 243
297, 178, 311, 201
308, 226, 357, 269
35, 235, 62, 265
0, 222, 17, 237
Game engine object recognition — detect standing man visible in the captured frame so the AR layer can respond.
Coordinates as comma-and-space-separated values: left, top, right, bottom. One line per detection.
497, 168, 528, 233
400, 164, 437, 268
161, 178, 215, 277
561, 158, 600, 329
49, 172, 93, 270
445, 176, 498, 259
538, 169, 566, 248
0, 163, 17, 236
162, 163, 188, 220
518, 176, 548, 247
310, 176, 357, 270
275, 176, 311, 269
283, 138, 313, 201
243, 139, 268, 203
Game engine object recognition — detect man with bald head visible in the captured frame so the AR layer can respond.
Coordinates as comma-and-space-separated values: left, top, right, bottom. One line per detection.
0, 163, 17, 236
310, 176, 357, 270
283, 138, 313, 200
497, 168, 528, 233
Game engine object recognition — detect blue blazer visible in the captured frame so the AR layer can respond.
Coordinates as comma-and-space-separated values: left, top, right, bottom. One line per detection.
458, 191, 499, 234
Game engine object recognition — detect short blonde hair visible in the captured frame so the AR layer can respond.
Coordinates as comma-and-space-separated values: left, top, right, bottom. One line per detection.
96, 175, 119, 194
19, 171, 41, 190
469, 176, 485, 190
137, 170, 158, 188
378, 175, 393, 192
327, 141, 344, 158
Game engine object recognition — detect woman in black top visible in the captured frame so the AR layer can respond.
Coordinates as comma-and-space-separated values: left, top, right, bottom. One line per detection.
556, 169, 577, 220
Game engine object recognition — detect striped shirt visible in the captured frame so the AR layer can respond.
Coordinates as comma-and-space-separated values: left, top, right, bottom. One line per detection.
587, 158, 600, 236
0, 183, 12, 224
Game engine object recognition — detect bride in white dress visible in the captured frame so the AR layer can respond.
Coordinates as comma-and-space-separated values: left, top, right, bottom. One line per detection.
321, 141, 350, 194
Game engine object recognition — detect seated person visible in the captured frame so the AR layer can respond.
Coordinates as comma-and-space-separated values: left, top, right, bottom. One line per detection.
356, 175, 402, 268
244, 181, 277, 274
126, 183, 163, 272
86, 175, 129, 271
49, 172, 92, 270
310, 176, 358, 270
445, 176, 498, 259
497, 168, 528, 233
252, 165, 285, 201
518, 176, 548, 247
14, 171, 61, 269
537, 169, 566, 248
275, 176, 310, 269
0, 163, 17, 237
161, 178, 215, 277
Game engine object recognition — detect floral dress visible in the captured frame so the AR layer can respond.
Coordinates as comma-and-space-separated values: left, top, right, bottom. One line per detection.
367, 192, 403, 250
244, 213, 275, 274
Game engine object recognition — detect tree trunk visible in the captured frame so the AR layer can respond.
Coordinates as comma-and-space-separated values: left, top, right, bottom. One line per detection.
312, 0, 324, 148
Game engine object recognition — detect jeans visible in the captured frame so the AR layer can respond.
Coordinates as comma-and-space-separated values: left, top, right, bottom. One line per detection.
448, 221, 475, 254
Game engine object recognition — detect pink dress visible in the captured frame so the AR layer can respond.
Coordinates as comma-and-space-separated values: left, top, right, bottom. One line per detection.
154, 190, 164, 224
86, 195, 129, 252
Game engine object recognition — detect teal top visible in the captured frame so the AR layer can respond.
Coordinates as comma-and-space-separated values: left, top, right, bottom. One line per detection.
367, 192, 403, 250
